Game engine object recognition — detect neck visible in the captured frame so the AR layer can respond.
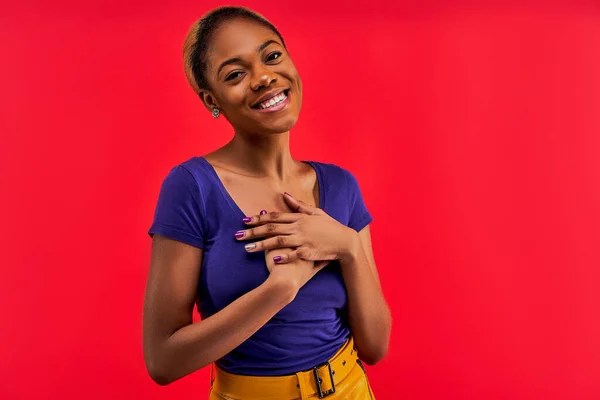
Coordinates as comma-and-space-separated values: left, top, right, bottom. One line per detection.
219, 130, 297, 181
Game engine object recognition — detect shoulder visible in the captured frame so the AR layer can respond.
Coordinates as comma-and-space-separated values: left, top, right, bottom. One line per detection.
305, 160, 361, 188
162, 156, 217, 192
177, 156, 212, 181
308, 160, 372, 229
154, 157, 225, 215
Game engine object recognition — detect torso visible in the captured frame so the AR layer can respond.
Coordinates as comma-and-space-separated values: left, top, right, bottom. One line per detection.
151, 155, 371, 375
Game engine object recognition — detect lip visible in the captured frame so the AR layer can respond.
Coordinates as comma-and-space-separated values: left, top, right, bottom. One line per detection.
251, 88, 289, 109
254, 91, 290, 113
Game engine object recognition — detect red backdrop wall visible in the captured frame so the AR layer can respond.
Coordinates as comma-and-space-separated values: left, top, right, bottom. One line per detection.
2, 1, 599, 399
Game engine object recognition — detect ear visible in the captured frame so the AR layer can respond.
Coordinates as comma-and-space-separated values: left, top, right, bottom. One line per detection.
199, 90, 220, 114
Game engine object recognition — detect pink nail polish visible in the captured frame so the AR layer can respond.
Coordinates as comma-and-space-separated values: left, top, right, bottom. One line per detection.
243, 217, 252, 223
235, 231, 244, 238
284, 192, 291, 196
273, 256, 282, 263
260, 210, 267, 215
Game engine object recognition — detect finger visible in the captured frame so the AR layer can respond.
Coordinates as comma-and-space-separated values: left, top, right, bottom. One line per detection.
273, 252, 328, 265
243, 235, 301, 253
272, 250, 300, 264
282, 192, 315, 214
283, 192, 325, 216
272, 247, 314, 264
243, 211, 301, 226
235, 222, 294, 241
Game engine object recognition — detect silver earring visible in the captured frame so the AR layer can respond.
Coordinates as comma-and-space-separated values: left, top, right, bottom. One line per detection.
212, 108, 220, 118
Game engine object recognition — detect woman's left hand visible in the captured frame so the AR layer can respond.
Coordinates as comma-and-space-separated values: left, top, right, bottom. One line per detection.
236, 193, 359, 264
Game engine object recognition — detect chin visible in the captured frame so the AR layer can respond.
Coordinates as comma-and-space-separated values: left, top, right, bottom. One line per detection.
242, 111, 297, 135
231, 103, 301, 136
265, 116, 298, 134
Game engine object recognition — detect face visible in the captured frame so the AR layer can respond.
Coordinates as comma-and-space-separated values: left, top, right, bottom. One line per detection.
200, 18, 302, 136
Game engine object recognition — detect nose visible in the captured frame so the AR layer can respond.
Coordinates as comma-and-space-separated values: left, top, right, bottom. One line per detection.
250, 65, 277, 91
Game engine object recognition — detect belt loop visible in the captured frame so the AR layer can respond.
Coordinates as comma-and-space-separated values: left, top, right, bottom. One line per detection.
295, 371, 310, 400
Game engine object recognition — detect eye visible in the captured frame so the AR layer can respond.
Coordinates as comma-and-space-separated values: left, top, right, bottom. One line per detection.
225, 71, 244, 81
266, 51, 282, 62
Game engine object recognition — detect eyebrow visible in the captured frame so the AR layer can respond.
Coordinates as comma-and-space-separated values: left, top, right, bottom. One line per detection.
216, 40, 282, 77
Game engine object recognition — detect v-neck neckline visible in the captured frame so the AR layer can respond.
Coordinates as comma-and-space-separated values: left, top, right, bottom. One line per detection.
199, 157, 326, 219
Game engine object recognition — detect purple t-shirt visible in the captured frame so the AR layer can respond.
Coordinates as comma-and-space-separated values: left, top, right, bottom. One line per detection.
148, 157, 373, 376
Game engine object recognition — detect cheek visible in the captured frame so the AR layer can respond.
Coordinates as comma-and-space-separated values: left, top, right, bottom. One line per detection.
294, 79, 303, 108
219, 88, 246, 113
289, 67, 302, 97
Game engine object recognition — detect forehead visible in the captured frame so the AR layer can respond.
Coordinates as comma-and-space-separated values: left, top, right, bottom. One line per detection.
207, 18, 280, 67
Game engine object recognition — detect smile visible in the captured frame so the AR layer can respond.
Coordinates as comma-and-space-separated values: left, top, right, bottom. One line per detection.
252, 90, 290, 113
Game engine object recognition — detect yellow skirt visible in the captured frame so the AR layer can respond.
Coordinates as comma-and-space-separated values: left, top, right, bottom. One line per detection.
209, 337, 376, 400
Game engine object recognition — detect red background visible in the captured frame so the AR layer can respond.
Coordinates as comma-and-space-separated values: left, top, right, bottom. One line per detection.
2, 1, 600, 399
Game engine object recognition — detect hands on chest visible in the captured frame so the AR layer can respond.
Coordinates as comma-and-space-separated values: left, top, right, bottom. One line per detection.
234, 192, 359, 267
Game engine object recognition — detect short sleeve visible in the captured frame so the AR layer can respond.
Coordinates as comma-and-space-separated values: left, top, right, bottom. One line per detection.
344, 169, 373, 232
147, 165, 206, 248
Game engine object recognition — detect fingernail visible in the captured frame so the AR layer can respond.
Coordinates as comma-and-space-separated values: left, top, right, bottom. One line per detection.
260, 210, 267, 215
235, 231, 245, 238
273, 256, 282, 263
245, 243, 256, 251
284, 192, 292, 196
243, 217, 252, 223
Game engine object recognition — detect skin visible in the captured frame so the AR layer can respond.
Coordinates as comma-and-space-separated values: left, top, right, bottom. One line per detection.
143, 17, 392, 386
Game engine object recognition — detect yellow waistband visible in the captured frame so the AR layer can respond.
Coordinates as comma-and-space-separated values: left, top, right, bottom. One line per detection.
211, 337, 359, 400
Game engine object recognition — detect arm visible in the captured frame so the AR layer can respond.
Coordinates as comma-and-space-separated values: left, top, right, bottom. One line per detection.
339, 225, 392, 365
142, 234, 296, 386
236, 196, 391, 365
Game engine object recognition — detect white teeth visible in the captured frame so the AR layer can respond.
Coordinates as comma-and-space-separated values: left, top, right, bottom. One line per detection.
259, 92, 287, 109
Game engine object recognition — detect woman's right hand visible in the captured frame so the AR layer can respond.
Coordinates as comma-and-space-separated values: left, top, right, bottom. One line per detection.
264, 248, 329, 297
253, 208, 328, 297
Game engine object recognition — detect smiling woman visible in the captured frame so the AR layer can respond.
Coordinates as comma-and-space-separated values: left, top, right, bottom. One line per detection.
143, 6, 391, 399
183, 9, 302, 135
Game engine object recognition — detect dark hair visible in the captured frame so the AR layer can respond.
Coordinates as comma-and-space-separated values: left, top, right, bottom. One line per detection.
183, 6, 286, 94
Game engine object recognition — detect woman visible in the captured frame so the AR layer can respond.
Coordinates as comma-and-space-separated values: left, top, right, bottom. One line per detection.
143, 6, 392, 399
